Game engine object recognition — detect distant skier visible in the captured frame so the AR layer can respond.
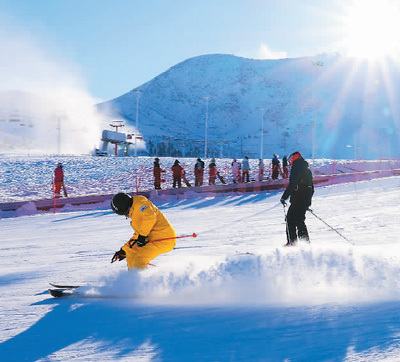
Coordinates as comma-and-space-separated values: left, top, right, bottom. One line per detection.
153, 157, 165, 190
280, 151, 314, 246
231, 157, 241, 183
110, 193, 176, 269
194, 158, 205, 186
171, 159, 183, 188
241, 156, 250, 183
258, 159, 265, 181
271, 154, 280, 180
53, 162, 67, 198
208, 158, 217, 185
282, 155, 289, 179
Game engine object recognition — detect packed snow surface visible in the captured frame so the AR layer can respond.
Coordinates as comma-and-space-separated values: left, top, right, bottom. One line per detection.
1, 155, 400, 360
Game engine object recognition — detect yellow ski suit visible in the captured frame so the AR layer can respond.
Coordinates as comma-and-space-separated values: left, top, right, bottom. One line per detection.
121, 195, 176, 269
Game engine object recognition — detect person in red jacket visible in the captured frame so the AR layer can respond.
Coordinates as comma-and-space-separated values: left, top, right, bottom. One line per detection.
153, 158, 165, 190
208, 158, 217, 185
53, 163, 67, 197
171, 159, 183, 188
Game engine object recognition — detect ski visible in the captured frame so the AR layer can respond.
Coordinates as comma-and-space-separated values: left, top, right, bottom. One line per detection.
49, 283, 81, 289
182, 172, 192, 187
217, 172, 226, 184
48, 283, 83, 298
48, 284, 105, 298
48, 288, 76, 298
235, 251, 254, 255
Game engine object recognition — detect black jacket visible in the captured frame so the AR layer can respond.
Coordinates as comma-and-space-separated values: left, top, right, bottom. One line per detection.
281, 157, 314, 206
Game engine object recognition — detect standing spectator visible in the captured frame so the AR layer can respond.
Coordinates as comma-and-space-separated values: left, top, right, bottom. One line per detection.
271, 154, 281, 180
258, 159, 265, 181
171, 160, 183, 188
242, 156, 250, 183
231, 157, 241, 183
153, 157, 165, 190
280, 151, 314, 246
208, 158, 217, 185
194, 158, 205, 186
282, 155, 289, 179
54, 162, 67, 198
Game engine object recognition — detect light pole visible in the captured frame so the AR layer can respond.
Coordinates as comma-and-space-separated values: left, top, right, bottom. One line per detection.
57, 116, 61, 154
133, 89, 143, 157
257, 107, 266, 159
202, 96, 210, 158
56, 113, 65, 154
311, 60, 323, 165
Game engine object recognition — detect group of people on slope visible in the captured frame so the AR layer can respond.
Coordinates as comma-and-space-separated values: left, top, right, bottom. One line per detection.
271, 154, 289, 180
232, 156, 263, 183
111, 150, 314, 271
153, 157, 223, 189
153, 154, 292, 190
52, 149, 313, 273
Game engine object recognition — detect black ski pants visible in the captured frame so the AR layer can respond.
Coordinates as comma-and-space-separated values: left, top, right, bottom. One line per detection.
286, 202, 309, 243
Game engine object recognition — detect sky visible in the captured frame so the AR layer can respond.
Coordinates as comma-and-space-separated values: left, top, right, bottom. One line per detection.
1, 0, 400, 101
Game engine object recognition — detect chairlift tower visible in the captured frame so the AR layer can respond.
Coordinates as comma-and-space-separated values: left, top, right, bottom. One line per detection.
109, 121, 125, 156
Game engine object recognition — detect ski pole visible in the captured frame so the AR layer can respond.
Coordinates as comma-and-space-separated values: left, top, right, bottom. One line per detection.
283, 204, 291, 245
308, 209, 353, 245
149, 233, 197, 243
128, 233, 197, 247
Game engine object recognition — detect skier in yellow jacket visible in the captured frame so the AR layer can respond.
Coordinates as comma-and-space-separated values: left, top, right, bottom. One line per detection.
110, 193, 176, 269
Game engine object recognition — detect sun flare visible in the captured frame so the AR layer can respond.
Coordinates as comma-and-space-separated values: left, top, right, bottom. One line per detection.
342, 0, 400, 59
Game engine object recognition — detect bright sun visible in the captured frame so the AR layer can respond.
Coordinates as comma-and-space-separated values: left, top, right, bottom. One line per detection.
342, 0, 400, 59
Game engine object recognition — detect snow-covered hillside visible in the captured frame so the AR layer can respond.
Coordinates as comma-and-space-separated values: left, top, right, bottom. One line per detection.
1, 154, 399, 206
98, 54, 400, 159
1, 170, 400, 360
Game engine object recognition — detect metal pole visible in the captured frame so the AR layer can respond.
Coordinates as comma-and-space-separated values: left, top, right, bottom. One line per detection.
257, 107, 266, 159
311, 60, 323, 165
312, 120, 316, 165
308, 208, 353, 245
57, 117, 61, 154
133, 89, 143, 157
202, 96, 210, 158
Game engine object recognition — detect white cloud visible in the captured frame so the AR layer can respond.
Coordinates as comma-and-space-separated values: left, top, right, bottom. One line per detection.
257, 43, 287, 60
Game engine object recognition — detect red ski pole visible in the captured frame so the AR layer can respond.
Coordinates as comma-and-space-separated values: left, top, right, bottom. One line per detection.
148, 232, 197, 243
127, 233, 197, 248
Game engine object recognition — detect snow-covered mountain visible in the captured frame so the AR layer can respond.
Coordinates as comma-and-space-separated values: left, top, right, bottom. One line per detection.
98, 54, 400, 159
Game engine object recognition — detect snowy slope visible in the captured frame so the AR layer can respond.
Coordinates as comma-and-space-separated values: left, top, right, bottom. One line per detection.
98, 54, 400, 159
1, 174, 400, 360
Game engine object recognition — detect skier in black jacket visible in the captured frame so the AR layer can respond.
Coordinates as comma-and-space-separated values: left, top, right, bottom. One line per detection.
280, 151, 314, 245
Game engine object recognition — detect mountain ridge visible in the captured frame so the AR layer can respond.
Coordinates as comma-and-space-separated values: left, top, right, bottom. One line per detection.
97, 53, 400, 159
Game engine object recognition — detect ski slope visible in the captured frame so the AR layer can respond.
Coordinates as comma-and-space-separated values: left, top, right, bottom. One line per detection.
1, 176, 400, 360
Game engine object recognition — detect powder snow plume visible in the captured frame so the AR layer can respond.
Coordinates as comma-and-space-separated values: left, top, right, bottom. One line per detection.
90, 243, 400, 306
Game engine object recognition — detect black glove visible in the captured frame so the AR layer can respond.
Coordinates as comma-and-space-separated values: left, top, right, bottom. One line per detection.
111, 248, 126, 263
136, 234, 148, 247
280, 198, 287, 206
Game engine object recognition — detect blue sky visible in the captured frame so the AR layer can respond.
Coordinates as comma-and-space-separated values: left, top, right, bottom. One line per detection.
0, 0, 344, 100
